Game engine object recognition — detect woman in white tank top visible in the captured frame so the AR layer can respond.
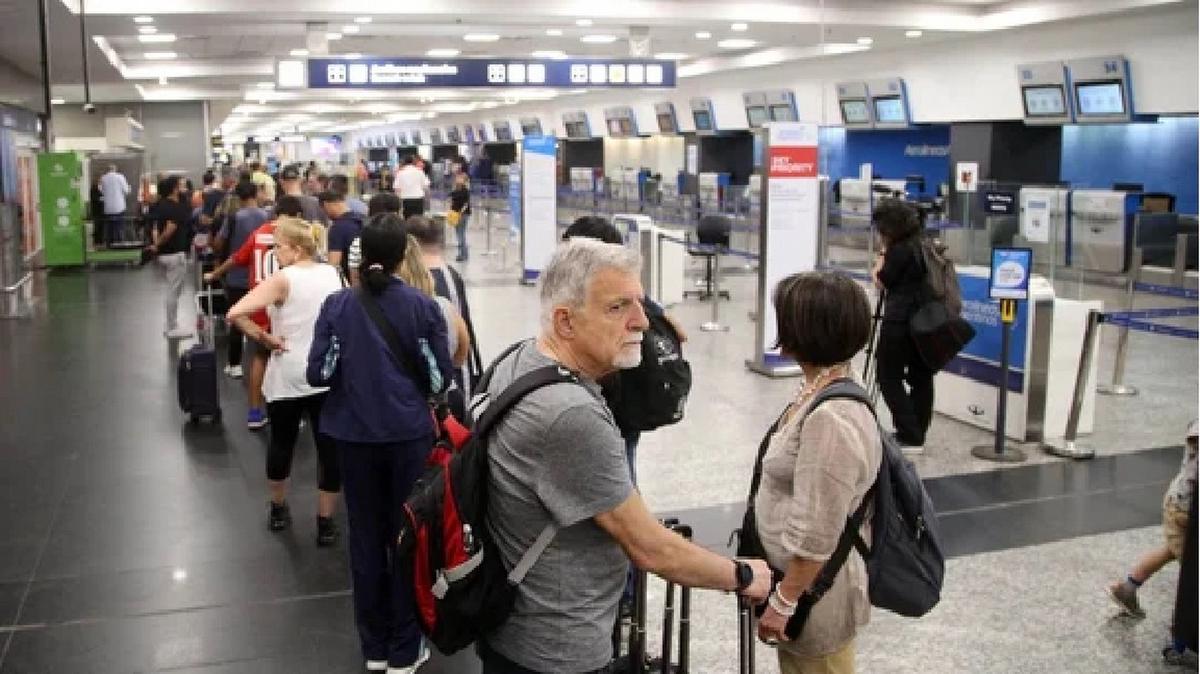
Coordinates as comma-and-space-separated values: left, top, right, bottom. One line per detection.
227, 216, 345, 546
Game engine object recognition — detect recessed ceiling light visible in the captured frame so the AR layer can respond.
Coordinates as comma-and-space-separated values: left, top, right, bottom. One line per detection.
342, 53, 362, 59
256, 81, 275, 88
575, 18, 593, 27
580, 34, 617, 44
570, 89, 589, 94
50, 98, 65, 105
731, 22, 748, 31
138, 33, 176, 43
546, 28, 563, 36
354, 16, 372, 24
856, 36, 873, 45
158, 76, 168, 85
143, 51, 177, 60
133, 16, 153, 23
905, 30, 923, 38
342, 25, 360, 34
695, 31, 712, 40
532, 50, 567, 59
654, 52, 688, 60
289, 48, 309, 57
327, 32, 343, 40
717, 38, 756, 49
426, 48, 461, 57
463, 33, 500, 42
138, 26, 157, 34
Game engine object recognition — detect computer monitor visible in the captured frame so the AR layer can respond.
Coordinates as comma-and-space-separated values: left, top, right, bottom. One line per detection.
1022, 85, 1067, 117
872, 97, 906, 124
656, 112, 676, 133
769, 103, 796, 122
1075, 81, 1126, 116
746, 106, 768, 128
840, 100, 870, 125
692, 110, 712, 131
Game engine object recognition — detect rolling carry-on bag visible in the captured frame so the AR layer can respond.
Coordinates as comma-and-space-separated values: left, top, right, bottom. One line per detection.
613, 519, 694, 674
178, 280, 222, 424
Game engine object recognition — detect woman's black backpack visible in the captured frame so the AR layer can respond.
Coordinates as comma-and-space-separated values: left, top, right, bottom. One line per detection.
604, 303, 692, 433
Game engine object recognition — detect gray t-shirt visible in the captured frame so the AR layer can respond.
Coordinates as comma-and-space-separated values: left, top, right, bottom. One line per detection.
218, 206, 268, 289
483, 343, 633, 672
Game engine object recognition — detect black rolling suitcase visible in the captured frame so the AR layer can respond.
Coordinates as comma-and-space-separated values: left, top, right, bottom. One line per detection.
613, 519, 694, 673
178, 280, 222, 424
1166, 495, 1197, 663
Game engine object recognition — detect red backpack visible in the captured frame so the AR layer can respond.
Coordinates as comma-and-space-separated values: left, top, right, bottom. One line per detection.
397, 356, 580, 654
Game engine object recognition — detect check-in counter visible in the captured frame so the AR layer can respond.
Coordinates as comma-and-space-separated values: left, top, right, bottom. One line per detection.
613, 213, 685, 307
934, 267, 1101, 442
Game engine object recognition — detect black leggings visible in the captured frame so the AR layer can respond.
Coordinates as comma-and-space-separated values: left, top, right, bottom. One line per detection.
876, 322, 935, 446
266, 393, 341, 492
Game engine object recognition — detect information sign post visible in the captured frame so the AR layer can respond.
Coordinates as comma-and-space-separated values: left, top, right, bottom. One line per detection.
519, 136, 557, 285
971, 247, 1033, 462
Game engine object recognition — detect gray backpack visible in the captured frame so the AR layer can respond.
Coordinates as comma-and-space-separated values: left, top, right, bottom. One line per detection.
920, 237, 963, 316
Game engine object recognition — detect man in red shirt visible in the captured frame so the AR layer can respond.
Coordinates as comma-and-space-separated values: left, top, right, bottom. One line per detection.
204, 196, 307, 427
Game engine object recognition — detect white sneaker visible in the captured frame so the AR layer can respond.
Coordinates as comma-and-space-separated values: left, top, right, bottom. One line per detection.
365, 661, 388, 672
224, 364, 244, 379
164, 327, 194, 339
387, 644, 431, 673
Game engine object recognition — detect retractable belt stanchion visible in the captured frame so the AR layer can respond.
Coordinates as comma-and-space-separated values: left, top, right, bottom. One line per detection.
971, 297, 1028, 463
700, 246, 729, 332
1098, 247, 1141, 396
1043, 309, 1100, 460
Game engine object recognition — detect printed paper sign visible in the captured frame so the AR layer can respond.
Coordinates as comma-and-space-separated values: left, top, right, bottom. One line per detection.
956, 161, 979, 192
990, 247, 1033, 300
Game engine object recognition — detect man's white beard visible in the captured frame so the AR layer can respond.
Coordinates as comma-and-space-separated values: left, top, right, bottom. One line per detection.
614, 340, 643, 369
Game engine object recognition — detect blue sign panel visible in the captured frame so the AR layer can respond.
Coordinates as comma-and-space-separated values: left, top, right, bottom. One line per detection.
989, 247, 1032, 300
306, 58, 676, 89
944, 273, 1028, 392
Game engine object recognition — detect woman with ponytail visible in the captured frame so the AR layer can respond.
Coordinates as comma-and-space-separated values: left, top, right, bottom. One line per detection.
305, 212, 453, 673
227, 217, 344, 545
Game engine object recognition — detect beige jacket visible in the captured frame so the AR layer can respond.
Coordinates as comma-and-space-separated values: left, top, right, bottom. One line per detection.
753, 392, 882, 657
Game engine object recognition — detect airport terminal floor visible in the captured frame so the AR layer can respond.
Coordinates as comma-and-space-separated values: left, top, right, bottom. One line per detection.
0, 220, 1195, 674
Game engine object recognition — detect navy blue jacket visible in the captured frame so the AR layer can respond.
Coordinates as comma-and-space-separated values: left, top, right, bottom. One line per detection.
306, 279, 454, 444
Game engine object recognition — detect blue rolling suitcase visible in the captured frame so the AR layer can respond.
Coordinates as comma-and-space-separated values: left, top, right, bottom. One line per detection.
177, 280, 222, 424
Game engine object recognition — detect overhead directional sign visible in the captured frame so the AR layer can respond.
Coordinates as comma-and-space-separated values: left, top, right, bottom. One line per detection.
297, 58, 676, 89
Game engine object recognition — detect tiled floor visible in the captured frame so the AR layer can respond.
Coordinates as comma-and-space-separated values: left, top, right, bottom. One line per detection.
0, 217, 1194, 672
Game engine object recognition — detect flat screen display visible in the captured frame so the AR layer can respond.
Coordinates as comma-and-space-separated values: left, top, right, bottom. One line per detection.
607, 118, 623, 136
619, 118, 634, 135
1075, 81, 1125, 116
521, 121, 542, 136
464, 126, 476, 143
367, 148, 389, 162
477, 126, 488, 142
411, 130, 423, 145
692, 110, 712, 131
566, 121, 589, 138
746, 106, 769, 128
1022, 86, 1067, 117
840, 99, 870, 124
656, 112, 676, 133
872, 96, 907, 124
769, 103, 796, 122
430, 130, 443, 144
309, 136, 341, 159
494, 125, 512, 141
446, 128, 461, 143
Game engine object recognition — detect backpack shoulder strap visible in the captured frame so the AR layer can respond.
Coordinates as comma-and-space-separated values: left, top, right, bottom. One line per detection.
356, 287, 417, 380
475, 339, 532, 395
469, 363, 581, 585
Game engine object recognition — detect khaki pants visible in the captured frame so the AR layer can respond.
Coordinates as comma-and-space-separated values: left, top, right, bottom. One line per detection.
778, 640, 855, 674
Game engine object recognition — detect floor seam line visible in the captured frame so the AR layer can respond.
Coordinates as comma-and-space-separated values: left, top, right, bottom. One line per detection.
934, 478, 1171, 517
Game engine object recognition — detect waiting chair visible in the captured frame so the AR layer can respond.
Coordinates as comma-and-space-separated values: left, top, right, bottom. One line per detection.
684, 214, 733, 301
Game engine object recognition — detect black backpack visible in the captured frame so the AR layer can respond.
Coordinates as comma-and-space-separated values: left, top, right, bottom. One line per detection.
396, 347, 581, 654
735, 379, 944, 638
604, 303, 692, 433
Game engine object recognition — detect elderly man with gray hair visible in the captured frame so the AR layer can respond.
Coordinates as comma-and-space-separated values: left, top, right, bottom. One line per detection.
477, 238, 771, 673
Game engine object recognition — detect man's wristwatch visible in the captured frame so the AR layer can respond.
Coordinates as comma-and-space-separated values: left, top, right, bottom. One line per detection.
733, 560, 753, 594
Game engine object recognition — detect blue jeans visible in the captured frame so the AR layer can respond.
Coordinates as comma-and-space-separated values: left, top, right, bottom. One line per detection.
623, 433, 640, 601
339, 436, 431, 667
105, 213, 124, 245
455, 213, 470, 260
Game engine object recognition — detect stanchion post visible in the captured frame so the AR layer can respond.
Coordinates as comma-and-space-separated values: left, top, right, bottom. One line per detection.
1099, 246, 1140, 396
656, 231, 664, 304
1044, 309, 1100, 459
1172, 232, 1190, 289
700, 248, 729, 332
971, 298, 1027, 462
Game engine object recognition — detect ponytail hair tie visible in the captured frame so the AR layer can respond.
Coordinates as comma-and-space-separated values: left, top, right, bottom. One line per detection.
368, 263, 384, 272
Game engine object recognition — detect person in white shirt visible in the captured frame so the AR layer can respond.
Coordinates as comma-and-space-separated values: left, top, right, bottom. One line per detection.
393, 155, 430, 218
225, 216, 345, 546
99, 165, 131, 247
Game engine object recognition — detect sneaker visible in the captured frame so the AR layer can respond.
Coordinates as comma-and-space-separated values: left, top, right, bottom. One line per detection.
1107, 581, 1145, 618
164, 326, 194, 339
268, 501, 291, 532
247, 408, 268, 430
891, 433, 924, 456
387, 643, 431, 673
366, 661, 388, 672
224, 364, 244, 379
317, 516, 339, 547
